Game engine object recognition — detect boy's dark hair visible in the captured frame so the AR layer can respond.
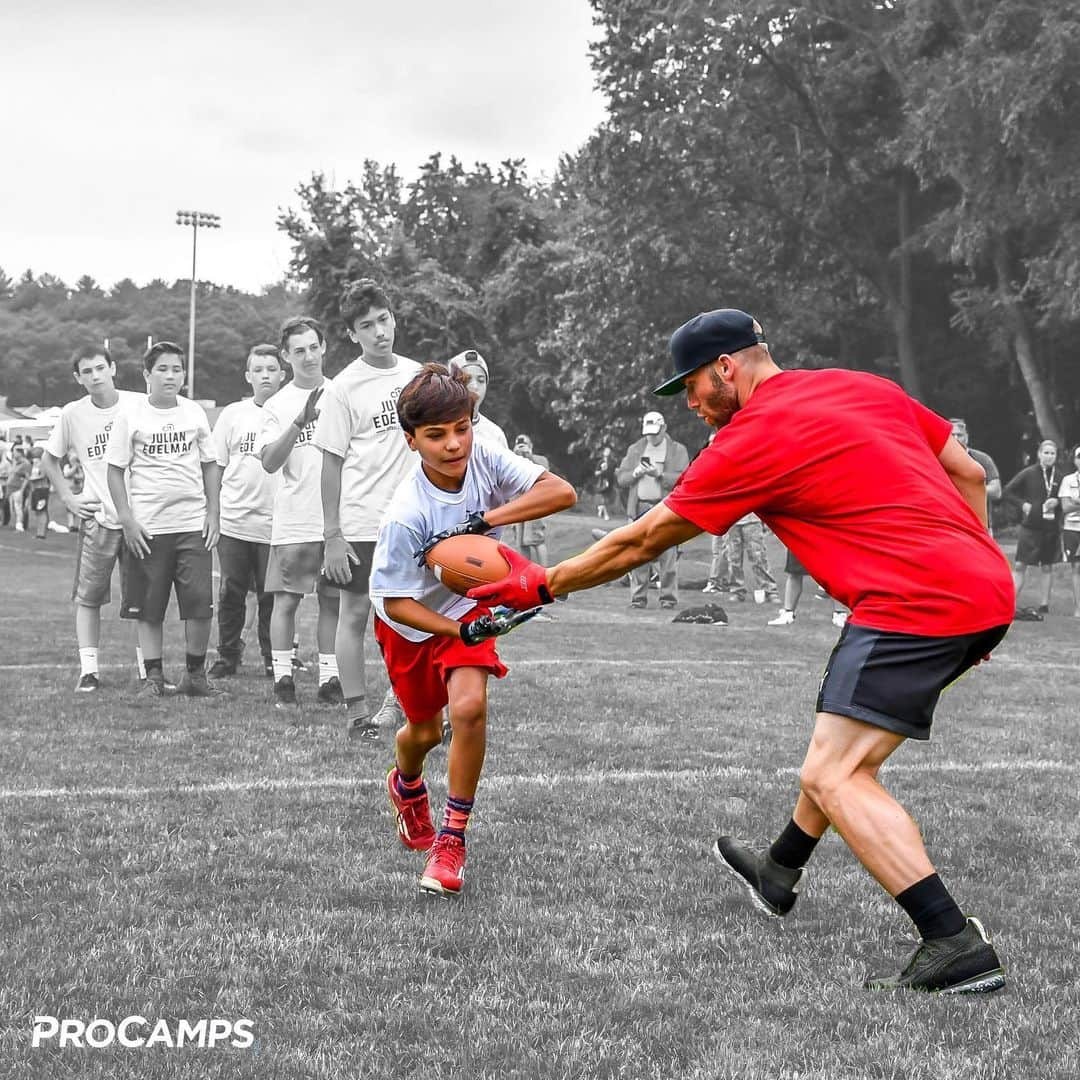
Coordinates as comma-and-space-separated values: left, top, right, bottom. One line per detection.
143, 341, 184, 371
340, 278, 392, 329
397, 364, 477, 435
279, 316, 325, 354
247, 343, 281, 366
70, 343, 113, 374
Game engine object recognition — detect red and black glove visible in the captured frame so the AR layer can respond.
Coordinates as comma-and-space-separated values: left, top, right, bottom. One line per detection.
467, 543, 553, 610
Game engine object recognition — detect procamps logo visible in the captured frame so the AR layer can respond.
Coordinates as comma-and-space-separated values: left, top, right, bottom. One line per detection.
31, 1015, 254, 1049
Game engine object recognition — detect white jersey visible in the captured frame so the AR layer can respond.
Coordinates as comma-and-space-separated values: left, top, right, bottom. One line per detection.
1060, 472, 1080, 532
213, 398, 279, 543
369, 440, 545, 642
258, 380, 326, 545
313, 354, 423, 541
472, 413, 508, 450
44, 390, 142, 528
105, 396, 214, 534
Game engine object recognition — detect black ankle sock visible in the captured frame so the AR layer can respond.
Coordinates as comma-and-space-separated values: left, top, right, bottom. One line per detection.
768, 819, 821, 870
144, 658, 163, 676
895, 873, 966, 940
185, 653, 206, 673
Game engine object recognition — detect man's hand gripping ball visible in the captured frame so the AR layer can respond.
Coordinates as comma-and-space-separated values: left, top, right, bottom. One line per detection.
466, 543, 553, 610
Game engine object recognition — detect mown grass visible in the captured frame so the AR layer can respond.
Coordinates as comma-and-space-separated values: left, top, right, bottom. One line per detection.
0, 518, 1076, 1079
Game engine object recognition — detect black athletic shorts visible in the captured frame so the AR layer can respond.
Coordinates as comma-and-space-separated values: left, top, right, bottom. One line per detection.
330, 540, 376, 595
1014, 526, 1062, 567
816, 622, 1010, 741
784, 548, 807, 576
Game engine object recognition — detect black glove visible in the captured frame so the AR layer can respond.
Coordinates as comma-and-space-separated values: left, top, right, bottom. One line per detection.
459, 606, 542, 646
415, 511, 493, 566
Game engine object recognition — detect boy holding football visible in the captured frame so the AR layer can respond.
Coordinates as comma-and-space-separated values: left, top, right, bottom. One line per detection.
370, 364, 575, 895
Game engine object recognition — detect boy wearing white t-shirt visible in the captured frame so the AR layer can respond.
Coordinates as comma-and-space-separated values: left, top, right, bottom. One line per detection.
42, 344, 143, 692
447, 349, 508, 449
1060, 445, 1080, 617
317, 279, 422, 740
259, 317, 342, 710
208, 344, 285, 677
106, 342, 222, 698
371, 364, 575, 895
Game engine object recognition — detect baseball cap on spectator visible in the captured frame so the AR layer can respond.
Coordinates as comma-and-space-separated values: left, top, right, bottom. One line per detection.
655, 308, 765, 396
642, 411, 664, 434
447, 349, 488, 377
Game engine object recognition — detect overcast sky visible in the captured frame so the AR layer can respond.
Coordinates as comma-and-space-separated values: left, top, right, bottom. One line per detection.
1, 0, 607, 293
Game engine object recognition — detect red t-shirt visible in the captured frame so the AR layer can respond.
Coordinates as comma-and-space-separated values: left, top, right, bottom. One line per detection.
665, 369, 1015, 636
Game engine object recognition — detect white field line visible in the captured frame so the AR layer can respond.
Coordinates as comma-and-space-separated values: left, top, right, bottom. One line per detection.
0, 758, 1068, 803
0, 654, 1072, 672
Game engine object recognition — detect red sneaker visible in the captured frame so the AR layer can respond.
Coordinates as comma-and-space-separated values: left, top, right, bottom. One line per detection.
419, 833, 466, 895
386, 768, 435, 852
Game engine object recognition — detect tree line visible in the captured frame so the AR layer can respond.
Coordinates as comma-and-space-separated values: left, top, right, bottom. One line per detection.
4, 1, 1078, 485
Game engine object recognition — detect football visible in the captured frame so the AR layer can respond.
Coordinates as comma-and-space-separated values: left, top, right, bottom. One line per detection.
424, 534, 510, 597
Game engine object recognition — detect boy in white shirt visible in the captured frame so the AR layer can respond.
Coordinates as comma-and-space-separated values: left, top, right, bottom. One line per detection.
42, 344, 144, 692
371, 364, 575, 895
259, 317, 342, 710
106, 342, 222, 698
208, 344, 285, 677
316, 280, 422, 740
447, 349, 508, 449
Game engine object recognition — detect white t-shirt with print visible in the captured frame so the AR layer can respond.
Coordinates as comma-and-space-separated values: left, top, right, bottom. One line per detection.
257, 380, 326, 546
313, 355, 423, 541
369, 440, 545, 642
105, 396, 214, 534
44, 390, 143, 528
1059, 472, 1080, 532
213, 398, 279, 543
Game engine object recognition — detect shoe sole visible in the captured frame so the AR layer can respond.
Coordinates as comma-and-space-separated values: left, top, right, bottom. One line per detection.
418, 876, 462, 896
936, 968, 1007, 995
711, 839, 802, 919
386, 771, 434, 852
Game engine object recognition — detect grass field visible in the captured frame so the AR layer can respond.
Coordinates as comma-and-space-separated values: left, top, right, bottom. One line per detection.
1, 515, 1077, 1080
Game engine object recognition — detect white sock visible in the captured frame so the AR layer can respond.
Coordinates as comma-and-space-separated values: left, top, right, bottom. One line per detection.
319, 653, 338, 685
79, 648, 99, 677
272, 650, 292, 682
135, 646, 146, 680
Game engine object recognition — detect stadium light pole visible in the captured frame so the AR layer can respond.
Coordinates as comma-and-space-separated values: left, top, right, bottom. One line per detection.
174, 210, 221, 398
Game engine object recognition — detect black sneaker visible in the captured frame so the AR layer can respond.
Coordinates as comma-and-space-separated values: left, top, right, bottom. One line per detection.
75, 673, 101, 693
317, 676, 345, 705
865, 917, 1006, 994
712, 836, 804, 917
207, 658, 238, 678
274, 675, 298, 709
137, 673, 167, 701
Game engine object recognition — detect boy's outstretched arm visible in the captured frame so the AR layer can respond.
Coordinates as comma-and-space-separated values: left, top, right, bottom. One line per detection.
482, 472, 576, 529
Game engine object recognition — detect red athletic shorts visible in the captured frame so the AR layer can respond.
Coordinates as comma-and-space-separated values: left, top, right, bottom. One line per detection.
374, 605, 509, 723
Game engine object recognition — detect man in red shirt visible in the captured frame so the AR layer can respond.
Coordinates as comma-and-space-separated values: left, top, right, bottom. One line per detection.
471, 309, 1015, 995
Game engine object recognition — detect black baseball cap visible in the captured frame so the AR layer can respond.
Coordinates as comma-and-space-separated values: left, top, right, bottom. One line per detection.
654, 309, 764, 396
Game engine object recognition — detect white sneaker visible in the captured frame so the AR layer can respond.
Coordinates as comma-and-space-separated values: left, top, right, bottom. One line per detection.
702, 582, 718, 594
15, 522, 25, 532
832, 611, 848, 628
371, 687, 405, 728
768, 609, 796, 626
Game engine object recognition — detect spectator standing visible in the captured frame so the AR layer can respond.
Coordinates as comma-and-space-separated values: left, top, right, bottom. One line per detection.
1059, 444, 1080, 618
208, 344, 285, 678
511, 436, 552, 564
616, 411, 689, 610
447, 350, 508, 449
768, 547, 847, 628
1003, 439, 1063, 614
25, 453, 51, 539
950, 419, 1001, 534
7, 446, 30, 530
0, 446, 11, 527
593, 445, 618, 520
724, 513, 779, 604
